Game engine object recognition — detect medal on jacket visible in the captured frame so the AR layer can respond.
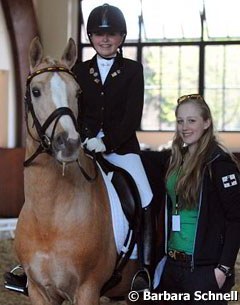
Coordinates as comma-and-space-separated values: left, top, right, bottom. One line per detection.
172, 196, 181, 231
89, 67, 101, 83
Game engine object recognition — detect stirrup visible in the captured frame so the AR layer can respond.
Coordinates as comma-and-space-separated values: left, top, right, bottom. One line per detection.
4, 265, 28, 296
130, 267, 151, 293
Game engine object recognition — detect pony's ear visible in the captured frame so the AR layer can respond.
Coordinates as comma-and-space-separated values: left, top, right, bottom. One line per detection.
29, 36, 44, 72
61, 38, 77, 69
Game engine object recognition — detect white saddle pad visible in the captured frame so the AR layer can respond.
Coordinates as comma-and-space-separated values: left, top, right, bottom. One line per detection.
99, 166, 138, 259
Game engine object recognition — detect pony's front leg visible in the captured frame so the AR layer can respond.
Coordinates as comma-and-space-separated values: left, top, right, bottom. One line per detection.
28, 281, 64, 305
74, 284, 101, 305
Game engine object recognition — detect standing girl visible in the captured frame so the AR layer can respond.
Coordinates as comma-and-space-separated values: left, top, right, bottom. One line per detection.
156, 94, 240, 304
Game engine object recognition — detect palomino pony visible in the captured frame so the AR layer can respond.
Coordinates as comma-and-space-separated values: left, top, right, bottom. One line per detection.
14, 37, 140, 305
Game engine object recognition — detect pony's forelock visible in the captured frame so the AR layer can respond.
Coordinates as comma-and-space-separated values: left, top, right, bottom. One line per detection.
43, 56, 59, 66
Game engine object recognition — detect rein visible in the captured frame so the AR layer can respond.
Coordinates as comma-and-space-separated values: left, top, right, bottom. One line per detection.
24, 66, 98, 182
77, 152, 98, 182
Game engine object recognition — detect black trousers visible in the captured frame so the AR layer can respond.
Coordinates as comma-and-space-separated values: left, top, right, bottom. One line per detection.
155, 257, 235, 305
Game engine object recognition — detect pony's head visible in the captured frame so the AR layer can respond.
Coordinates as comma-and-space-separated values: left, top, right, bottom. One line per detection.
26, 37, 81, 164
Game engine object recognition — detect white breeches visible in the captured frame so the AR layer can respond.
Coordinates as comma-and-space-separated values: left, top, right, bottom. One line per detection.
102, 153, 153, 208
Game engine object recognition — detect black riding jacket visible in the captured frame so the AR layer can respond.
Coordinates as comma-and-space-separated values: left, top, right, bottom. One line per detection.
165, 145, 240, 268
73, 54, 144, 154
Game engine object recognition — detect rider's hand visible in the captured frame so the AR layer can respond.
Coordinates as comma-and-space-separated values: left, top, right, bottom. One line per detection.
85, 137, 106, 153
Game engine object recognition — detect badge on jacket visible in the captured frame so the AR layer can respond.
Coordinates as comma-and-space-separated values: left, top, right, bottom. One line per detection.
222, 174, 238, 188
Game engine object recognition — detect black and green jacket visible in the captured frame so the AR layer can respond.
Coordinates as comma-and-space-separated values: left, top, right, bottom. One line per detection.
165, 144, 240, 268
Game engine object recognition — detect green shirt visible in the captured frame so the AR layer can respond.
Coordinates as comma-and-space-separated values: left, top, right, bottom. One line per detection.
166, 170, 198, 254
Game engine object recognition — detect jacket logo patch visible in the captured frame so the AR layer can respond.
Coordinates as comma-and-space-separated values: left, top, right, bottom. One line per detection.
222, 174, 238, 188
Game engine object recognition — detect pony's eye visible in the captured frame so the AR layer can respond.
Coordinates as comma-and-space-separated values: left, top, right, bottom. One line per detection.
32, 87, 41, 98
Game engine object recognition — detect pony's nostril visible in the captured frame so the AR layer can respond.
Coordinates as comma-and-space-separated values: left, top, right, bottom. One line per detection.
53, 132, 80, 158
57, 135, 64, 146
54, 133, 67, 149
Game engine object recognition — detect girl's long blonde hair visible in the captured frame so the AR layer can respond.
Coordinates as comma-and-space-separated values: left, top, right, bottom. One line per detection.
166, 96, 215, 209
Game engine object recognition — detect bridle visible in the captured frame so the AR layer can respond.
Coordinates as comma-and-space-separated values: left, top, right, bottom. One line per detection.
24, 66, 79, 167
24, 66, 98, 181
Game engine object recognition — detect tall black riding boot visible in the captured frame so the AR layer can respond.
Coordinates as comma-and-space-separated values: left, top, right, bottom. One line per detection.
131, 206, 153, 292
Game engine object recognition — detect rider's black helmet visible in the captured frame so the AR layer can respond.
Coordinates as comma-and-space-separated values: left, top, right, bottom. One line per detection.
87, 3, 127, 36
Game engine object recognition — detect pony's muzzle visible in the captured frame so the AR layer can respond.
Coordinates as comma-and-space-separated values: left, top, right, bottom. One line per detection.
53, 131, 80, 162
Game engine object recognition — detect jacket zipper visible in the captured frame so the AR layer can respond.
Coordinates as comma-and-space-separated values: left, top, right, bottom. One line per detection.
190, 153, 221, 271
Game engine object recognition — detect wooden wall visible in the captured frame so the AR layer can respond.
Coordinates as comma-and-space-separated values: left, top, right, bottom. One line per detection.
0, 0, 38, 216
0, 148, 25, 217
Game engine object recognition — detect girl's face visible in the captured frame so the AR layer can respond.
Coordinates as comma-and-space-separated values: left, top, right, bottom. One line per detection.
176, 102, 211, 154
90, 32, 124, 58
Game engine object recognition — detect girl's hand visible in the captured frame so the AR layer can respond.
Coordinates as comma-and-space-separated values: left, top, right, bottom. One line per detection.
214, 267, 226, 289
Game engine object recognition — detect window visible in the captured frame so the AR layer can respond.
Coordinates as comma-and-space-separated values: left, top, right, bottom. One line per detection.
205, 45, 240, 131
79, 0, 240, 131
142, 46, 199, 130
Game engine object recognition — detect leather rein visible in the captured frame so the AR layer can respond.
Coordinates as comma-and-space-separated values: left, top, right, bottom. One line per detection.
24, 66, 98, 182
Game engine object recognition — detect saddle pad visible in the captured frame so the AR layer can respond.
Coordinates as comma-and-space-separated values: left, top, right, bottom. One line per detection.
99, 165, 138, 259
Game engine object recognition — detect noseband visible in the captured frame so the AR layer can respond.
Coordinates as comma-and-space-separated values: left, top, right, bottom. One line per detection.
24, 66, 79, 167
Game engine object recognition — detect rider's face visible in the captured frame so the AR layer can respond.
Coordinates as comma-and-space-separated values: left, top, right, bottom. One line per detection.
90, 32, 124, 58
